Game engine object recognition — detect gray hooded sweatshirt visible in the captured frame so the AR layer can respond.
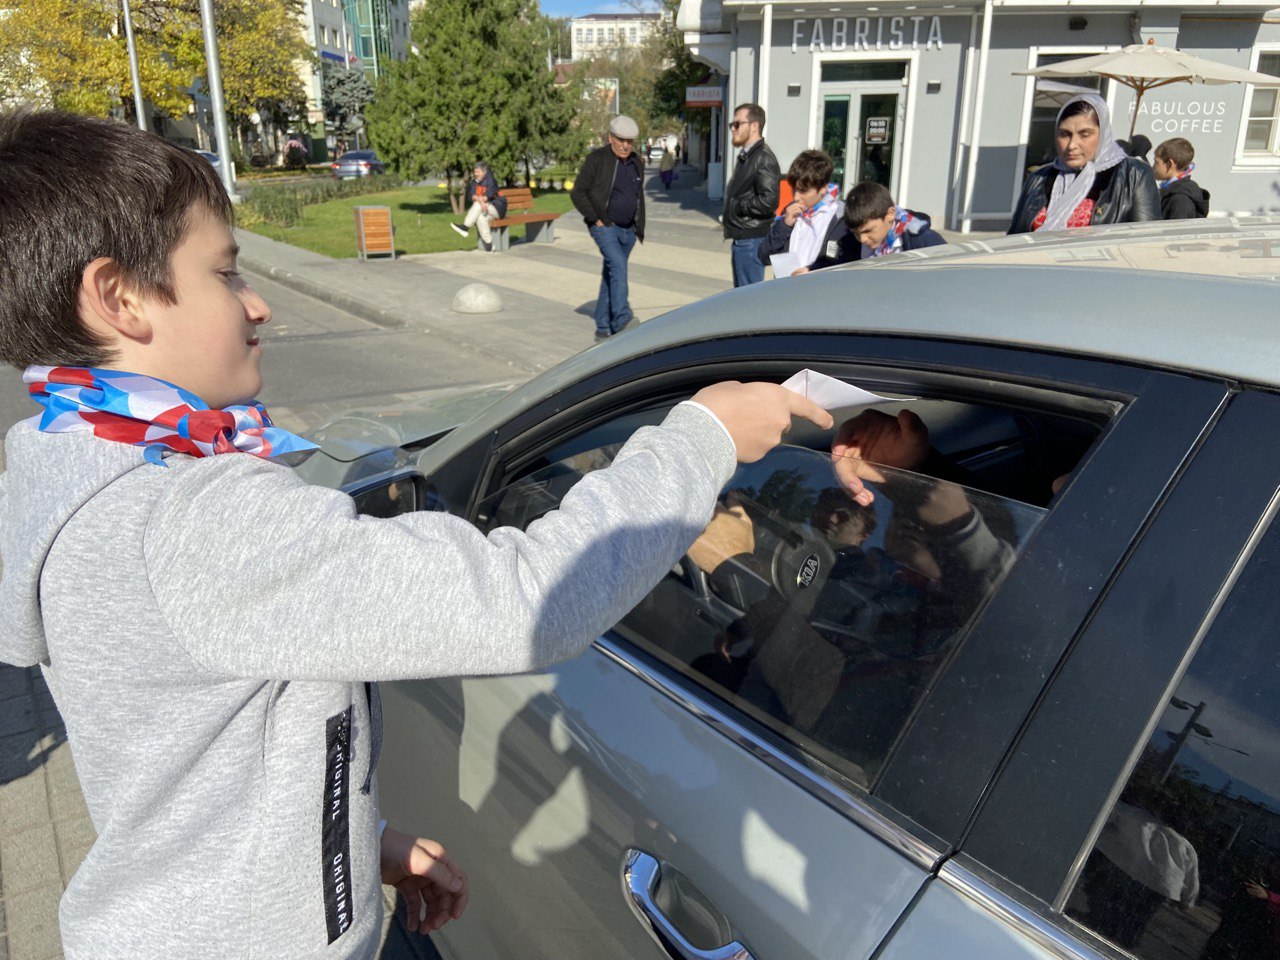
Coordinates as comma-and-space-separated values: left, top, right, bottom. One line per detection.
0, 402, 735, 959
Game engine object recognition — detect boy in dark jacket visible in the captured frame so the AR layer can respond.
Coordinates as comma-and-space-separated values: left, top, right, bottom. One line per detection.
844, 181, 946, 262
450, 161, 508, 251
1153, 138, 1210, 220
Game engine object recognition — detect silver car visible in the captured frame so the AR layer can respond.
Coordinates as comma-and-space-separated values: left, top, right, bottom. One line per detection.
304, 218, 1280, 960
332, 149, 384, 179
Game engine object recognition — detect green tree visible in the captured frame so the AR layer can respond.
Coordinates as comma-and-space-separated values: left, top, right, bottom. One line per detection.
366, 0, 573, 207
322, 62, 375, 142
0, 0, 310, 132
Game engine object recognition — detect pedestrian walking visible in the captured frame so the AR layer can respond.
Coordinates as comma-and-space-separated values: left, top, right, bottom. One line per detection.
570, 115, 646, 341
450, 162, 508, 252
659, 146, 676, 189
722, 103, 781, 287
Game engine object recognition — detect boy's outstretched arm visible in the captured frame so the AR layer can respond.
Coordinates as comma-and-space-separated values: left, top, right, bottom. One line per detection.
145, 383, 830, 682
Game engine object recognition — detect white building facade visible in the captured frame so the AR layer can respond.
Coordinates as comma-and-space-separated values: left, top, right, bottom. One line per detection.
571, 13, 663, 61
678, 0, 1280, 229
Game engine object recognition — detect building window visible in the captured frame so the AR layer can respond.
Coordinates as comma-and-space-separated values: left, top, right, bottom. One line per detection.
575, 28, 583, 42
586, 28, 594, 42
1243, 52, 1280, 154
630, 27, 638, 42
607, 27, 615, 41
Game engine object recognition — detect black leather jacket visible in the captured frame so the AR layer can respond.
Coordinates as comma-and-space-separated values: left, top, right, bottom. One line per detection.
723, 140, 782, 239
570, 145, 646, 240
1008, 157, 1160, 234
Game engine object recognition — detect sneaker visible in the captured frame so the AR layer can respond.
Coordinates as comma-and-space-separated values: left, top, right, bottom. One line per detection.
594, 330, 610, 342
482, 240, 494, 253
449, 223, 468, 237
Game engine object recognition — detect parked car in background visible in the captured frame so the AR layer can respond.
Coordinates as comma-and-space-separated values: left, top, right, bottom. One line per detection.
331, 149, 384, 179
192, 149, 221, 175
300, 218, 1280, 960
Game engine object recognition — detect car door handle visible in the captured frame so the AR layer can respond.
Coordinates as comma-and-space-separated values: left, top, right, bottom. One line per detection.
621, 849, 755, 960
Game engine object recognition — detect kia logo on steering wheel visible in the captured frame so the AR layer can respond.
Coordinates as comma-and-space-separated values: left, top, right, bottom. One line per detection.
796, 554, 821, 589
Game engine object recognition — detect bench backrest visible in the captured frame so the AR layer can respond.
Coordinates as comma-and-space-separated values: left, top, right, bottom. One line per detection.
353, 205, 394, 257
498, 188, 536, 212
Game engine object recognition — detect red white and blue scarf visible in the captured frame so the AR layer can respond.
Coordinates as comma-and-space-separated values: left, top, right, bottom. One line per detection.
866, 208, 916, 259
23, 366, 317, 467
1158, 162, 1195, 191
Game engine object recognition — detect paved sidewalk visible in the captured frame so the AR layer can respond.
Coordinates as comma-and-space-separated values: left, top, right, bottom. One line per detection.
0, 167, 1000, 959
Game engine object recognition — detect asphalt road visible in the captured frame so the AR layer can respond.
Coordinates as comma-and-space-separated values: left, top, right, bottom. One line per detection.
0, 268, 523, 470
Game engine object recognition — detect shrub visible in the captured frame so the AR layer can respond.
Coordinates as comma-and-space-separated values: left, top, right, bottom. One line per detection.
244, 174, 405, 226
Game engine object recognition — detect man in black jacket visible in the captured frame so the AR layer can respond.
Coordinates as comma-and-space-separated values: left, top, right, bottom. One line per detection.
723, 103, 781, 287
570, 115, 646, 341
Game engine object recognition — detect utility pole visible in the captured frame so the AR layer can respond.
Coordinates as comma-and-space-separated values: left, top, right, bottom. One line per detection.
197, 0, 238, 199
120, 0, 147, 132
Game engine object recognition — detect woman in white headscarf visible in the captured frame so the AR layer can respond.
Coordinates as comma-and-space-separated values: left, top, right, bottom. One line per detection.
1009, 93, 1159, 234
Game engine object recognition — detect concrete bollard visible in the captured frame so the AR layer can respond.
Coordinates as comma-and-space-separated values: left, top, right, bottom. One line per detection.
451, 282, 502, 314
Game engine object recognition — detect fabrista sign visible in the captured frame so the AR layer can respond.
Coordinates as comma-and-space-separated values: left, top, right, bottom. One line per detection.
790, 15, 945, 54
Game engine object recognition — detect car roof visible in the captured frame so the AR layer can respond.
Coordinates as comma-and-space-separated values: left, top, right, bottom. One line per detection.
610, 216, 1280, 386
339, 150, 374, 159
415, 217, 1280, 469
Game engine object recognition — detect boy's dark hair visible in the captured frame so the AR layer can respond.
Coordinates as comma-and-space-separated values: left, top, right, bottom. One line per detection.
844, 181, 896, 229
1156, 137, 1195, 171
787, 150, 834, 192
0, 109, 232, 368
734, 103, 766, 131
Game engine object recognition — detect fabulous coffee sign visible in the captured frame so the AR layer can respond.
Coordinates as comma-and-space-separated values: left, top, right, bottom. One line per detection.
789, 15, 944, 54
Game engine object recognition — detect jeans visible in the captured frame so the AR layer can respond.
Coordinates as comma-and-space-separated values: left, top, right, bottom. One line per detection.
589, 224, 637, 334
731, 236, 766, 287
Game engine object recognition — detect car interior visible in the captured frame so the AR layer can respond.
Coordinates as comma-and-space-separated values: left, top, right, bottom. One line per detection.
473, 376, 1113, 790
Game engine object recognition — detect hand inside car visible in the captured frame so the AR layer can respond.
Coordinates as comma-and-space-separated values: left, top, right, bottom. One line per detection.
831, 409, 930, 505
688, 497, 756, 574
692, 381, 833, 463
380, 828, 469, 934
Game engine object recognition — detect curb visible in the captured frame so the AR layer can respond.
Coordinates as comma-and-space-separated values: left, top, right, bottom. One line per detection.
236, 254, 411, 331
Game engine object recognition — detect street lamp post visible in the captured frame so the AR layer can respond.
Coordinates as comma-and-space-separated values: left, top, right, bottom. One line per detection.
120, 0, 148, 132
197, 0, 239, 199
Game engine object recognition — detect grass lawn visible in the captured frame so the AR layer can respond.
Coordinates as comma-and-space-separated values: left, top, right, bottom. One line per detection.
244, 185, 578, 259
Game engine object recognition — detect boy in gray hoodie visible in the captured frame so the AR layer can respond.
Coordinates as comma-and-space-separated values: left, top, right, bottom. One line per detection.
0, 111, 830, 960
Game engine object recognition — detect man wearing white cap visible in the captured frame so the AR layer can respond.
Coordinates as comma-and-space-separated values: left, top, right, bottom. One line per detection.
570, 115, 646, 342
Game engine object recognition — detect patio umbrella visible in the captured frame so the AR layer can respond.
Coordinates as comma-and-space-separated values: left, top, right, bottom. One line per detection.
1015, 39, 1280, 138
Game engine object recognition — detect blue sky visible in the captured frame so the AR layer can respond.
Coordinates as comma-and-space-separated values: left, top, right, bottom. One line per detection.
541, 0, 660, 20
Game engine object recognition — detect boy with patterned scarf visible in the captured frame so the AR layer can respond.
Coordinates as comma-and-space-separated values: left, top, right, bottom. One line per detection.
844, 181, 946, 262
0, 111, 829, 959
757, 150, 855, 276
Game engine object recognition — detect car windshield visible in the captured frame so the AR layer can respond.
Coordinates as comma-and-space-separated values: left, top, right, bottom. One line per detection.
339, 151, 374, 161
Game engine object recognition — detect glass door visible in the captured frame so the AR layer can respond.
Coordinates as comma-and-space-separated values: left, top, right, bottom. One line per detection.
854, 92, 900, 191
819, 83, 904, 196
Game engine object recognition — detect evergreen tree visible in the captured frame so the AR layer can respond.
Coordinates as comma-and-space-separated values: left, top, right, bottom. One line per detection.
322, 63, 376, 143
366, 0, 575, 205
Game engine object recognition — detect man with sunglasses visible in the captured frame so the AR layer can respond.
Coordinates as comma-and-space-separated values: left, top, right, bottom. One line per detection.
723, 103, 781, 287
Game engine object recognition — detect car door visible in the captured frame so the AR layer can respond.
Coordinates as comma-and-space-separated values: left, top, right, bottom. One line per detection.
372, 333, 1226, 960
874, 386, 1280, 960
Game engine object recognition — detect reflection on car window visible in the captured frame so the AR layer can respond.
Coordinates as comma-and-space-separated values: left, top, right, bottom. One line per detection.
477, 440, 1046, 789
1066, 517, 1280, 960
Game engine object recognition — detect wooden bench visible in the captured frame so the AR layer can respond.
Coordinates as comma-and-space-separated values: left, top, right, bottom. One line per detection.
353, 205, 395, 260
482, 188, 560, 252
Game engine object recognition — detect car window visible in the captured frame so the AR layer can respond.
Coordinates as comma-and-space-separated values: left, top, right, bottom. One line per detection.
1064, 513, 1280, 960
475, 399, 1056, 791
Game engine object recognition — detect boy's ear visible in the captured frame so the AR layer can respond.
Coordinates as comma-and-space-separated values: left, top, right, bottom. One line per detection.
78, 257, 152, 342
885, 206, 897, 222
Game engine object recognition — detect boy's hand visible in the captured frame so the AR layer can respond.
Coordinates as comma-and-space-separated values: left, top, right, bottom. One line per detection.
381, 827, 469, 934
692, 381, 833, 463
783, 201, 804, 226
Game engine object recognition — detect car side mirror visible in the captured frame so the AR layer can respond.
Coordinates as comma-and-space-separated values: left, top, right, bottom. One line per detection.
345, 472, 433, 519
